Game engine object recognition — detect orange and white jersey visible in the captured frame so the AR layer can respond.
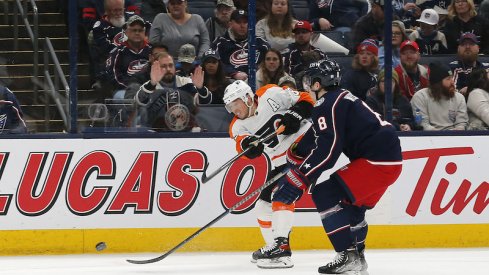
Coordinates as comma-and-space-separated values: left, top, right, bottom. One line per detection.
229, 84, 313, 167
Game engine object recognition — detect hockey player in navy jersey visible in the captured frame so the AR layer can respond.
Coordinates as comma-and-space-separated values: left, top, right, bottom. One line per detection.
272, 59, 403, 274
223, 80, 314, 268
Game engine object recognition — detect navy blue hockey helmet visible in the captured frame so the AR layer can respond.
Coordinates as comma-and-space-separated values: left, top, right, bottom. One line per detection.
303, 58, 341, 89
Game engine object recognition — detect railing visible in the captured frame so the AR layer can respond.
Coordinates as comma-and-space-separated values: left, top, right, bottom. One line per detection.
33, 37, 70, 132
10, 0, 39, 102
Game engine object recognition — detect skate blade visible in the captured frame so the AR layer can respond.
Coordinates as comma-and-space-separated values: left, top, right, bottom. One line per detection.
256, 256, 293, 269
250, 258, 257, 264
340, 270, 369, 275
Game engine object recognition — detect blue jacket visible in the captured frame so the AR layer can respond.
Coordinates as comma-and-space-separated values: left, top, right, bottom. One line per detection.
308, 0, 368, 30
296, 88, 402, 182
0, 87, 27, 134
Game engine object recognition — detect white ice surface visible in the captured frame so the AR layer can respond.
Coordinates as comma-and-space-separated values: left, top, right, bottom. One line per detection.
0, 248, 488, 275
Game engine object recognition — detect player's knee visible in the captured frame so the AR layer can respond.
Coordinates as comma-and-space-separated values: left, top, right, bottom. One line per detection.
312, 179, 342, 212
255, 199, 272, 222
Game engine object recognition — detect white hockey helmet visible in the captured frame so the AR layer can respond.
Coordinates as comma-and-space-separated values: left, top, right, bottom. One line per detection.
223, 80, 254, 113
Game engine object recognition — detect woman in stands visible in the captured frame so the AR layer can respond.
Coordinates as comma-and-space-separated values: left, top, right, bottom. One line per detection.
365, 69, 415, 132
149, 0, 210, 58
379, 20, 407, 69
202, 49, 231, 104
340, 38, 379, 101
255, 0, 296, 52
466, 67, 489, 130
256, 48, 293, 89
444, 0, 489, 54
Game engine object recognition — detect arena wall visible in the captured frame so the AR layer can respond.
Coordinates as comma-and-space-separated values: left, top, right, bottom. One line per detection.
0, 134, 488, 255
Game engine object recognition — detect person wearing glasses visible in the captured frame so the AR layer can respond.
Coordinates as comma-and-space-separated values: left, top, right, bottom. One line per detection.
379, 20, 408, 70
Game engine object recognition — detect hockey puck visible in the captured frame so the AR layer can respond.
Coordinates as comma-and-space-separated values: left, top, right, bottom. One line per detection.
95, 242, 107, 251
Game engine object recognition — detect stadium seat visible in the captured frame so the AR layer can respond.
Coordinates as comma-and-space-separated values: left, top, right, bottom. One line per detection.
188, 2, 215, 22
292, 6, 309, 21
329, 54, 353, 73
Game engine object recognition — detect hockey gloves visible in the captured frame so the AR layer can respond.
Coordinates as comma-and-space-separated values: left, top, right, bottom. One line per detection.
273, 168, 311, 205
286, 143, 306, 166
241, 135, 265, 159
280, 101, 313, 135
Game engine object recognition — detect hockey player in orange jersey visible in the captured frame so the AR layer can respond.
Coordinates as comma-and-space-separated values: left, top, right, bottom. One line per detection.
223, 80, 314, 268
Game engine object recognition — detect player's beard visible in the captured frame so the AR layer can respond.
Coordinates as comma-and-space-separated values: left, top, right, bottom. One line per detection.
110, 16, 125, 28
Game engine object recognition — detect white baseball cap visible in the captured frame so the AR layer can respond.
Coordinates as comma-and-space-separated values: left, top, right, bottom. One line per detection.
416, 9, 439, 26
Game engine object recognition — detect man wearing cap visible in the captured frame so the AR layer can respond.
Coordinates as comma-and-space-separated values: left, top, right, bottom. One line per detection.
205, 0, 235, 42
90, 0, 149, 88
104, 15, 152, 100
176, 44, 198, 77
282, 20, 326, 76
395, 40, 429, 99
210, 9, 270, 81
408, 8, 448, 55
411, 62, 468, 130
449, 32, 489, 93
340, 38, 379, 101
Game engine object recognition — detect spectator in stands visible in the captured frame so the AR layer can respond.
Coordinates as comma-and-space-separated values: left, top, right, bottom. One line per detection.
449, 32, 489, 93
140, 0, 166, 23
205, 0, 235, 43
366, 69, 414, 131
149, 0, 211, 58
201, 49, 231, 104
256, 48, 292, 89
124, 43, 169, 99
132, 52, 212, 130
340, 39, 379, 101
211, 9, 270, 81
256, 0, 296, 52
465, 67, 489, 129
444, 0, 489, 54
411, 62, 468, 130
0, 86, 27, 134
176, 44, 198, 77
409, 8, 448, 55
80, 0, 139, 33
379, 20, 407, 69
308, 0, 368, 34
105, 15, 152, 100
395, 40, 429, 100
351, 0, 385, 52
233, 0, 270, 21
283, 20, 326, 76
392, 0, 420, 29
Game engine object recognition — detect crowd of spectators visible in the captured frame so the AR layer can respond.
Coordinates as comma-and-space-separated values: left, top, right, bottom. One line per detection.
5, 0, 489, 134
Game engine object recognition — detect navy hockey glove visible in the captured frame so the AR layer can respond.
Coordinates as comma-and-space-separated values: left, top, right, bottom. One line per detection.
280, 101, 313, 135
241, 135, 265, 159
273, 168, 311, 204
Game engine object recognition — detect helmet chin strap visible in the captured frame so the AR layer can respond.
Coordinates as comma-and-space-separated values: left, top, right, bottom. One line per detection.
245, 95, 255, 118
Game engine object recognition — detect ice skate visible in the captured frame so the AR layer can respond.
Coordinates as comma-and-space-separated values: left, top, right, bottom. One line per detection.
318, 247, 368, 274
255, 237, 293, 269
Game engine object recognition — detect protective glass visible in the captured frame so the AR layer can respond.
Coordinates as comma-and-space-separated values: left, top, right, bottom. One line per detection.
302, 75, 312, 92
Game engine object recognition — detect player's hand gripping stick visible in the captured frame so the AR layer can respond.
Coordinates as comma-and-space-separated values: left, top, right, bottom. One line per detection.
201, 125, 285, 184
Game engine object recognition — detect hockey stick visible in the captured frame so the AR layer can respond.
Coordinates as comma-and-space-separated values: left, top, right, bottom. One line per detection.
126, 168, 289, 265
201, 125, 285, 184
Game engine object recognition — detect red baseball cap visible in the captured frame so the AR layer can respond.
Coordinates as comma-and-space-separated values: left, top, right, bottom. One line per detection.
400, 40, 420, 52
293, 20, 312, 33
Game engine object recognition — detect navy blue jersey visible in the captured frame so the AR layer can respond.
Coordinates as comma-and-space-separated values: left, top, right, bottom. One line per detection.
297, 88, 402, 181
0, 87, 27, 134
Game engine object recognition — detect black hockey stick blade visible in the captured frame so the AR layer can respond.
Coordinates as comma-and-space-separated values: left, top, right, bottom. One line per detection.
126, 168, 288, 264
201, 125, 285, 184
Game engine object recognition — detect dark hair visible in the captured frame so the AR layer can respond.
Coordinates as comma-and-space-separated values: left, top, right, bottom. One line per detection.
466, 67, 489, 99
259, 48, 286, 85
150, 43, 169, 53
